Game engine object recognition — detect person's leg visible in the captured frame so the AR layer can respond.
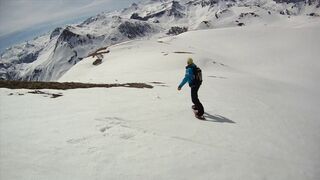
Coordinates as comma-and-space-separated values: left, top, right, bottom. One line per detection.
191, 85, 204, 116
192, 105, 197, 110
195, 85, 204, 116
197, 100, 204, 116
191, 86, 199, 107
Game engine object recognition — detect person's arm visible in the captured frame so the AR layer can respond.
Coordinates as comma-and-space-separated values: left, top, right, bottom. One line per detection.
178, 68, 192, 90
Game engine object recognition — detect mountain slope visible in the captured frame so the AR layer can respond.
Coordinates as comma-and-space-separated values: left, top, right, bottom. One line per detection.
0, 0, 319, 81
1, 15, 319, 179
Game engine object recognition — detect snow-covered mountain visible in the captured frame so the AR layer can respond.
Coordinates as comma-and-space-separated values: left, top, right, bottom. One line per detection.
0, 0, 319, 81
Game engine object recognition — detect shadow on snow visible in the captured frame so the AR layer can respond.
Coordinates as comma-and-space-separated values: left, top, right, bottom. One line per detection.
202, 112, 235, 123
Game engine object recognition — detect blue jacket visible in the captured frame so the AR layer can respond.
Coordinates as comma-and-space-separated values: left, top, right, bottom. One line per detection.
179, 64, 196, 88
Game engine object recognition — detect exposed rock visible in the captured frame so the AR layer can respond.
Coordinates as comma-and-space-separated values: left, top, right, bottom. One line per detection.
118, 21, 153, 39
130, 11, 166, 21
215, 9, 230, 19
29, 69, 43, 81
239, 12, 259, 18
56, 28, 102, 49
167, 1, 185, 18
18, 51, 41, 64
308, 12, 320, 16
130, 1, 185, 21
273, 0, 305, 3
80, 14, 106, 26
187, 0, 219, 7
122, 3, 139, 13
93, 59, 102, 66
28, 90, 63, 98
50, 27, 63, 39
197, 20, 212, 29
167, 26, 188, 35
130, 13, 146, 21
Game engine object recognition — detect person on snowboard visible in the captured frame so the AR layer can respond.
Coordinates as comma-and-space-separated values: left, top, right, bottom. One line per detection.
178, 58, 204, 119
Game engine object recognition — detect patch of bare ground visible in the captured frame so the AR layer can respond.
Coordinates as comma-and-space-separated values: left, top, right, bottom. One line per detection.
149, 81, 168, 87
0, 81, 153, 90
173, 51, 194, 54
28, 90, 63, 98
87, 46, 110, 65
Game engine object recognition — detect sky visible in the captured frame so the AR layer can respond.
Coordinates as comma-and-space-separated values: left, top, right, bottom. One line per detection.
0, 0, 139, 52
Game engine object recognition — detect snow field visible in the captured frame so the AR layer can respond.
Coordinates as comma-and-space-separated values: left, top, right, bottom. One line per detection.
1, 17, 320, 179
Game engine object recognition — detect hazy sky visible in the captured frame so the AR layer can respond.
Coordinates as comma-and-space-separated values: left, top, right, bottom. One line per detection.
0, 0, 139, 52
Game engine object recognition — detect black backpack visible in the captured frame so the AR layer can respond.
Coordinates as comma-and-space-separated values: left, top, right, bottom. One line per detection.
193, 66, 202, 85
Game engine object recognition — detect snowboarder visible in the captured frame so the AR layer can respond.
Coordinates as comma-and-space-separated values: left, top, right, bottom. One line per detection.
178, 58, 205, 119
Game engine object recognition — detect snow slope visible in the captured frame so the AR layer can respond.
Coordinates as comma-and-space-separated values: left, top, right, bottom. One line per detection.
1, 15, 320, 179
1, 0, 319, 81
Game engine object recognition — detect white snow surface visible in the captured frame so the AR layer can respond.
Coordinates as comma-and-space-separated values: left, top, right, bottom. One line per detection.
1, 14, 320, 179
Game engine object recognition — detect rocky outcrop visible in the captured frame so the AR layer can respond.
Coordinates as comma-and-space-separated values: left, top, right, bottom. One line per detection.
56, 27, 104, 49
18, 51, 41, 64
187, 0, 219, 8
130, 0, 185, 21
50, 27, 63, 39
130, 11, 166, 21
168, 1, 185, 18
118, 21, 154, 39
167, 26, 188, 35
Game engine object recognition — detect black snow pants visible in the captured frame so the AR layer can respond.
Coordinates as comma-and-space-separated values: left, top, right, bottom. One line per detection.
191, 84, 204, 116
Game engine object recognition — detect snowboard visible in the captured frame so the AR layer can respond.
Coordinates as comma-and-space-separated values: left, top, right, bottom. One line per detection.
192, 105, 205, 120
